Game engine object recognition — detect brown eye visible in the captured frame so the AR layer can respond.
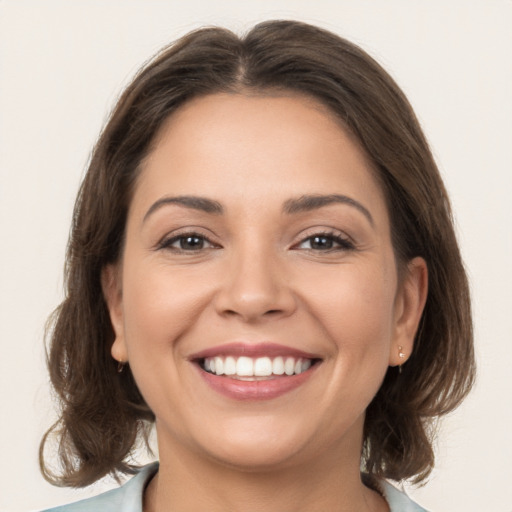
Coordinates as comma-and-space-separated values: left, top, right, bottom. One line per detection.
178, 235, 205, 250
296, 233, 355, 251
159, 233, 217, 252
309, 236, 335, 250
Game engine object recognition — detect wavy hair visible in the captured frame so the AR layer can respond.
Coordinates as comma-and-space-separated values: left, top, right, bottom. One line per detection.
40, 20, 475, 487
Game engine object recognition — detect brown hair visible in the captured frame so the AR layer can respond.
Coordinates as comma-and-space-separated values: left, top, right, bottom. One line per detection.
40, 20, 475, 487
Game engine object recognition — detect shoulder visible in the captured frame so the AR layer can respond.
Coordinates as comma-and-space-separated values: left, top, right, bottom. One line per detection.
380, 480, 430, 512
40, 463, 159, 512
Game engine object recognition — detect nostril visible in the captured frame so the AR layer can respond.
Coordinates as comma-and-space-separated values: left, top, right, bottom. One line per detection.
214, 284, 297, 321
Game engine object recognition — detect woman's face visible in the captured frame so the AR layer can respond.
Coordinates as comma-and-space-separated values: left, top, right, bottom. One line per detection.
104, 93, 426, 471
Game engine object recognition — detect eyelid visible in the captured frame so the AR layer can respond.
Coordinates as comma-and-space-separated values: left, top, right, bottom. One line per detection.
154, 226, 356, 253
155, 228, 221, 252
291, 228, 356, 251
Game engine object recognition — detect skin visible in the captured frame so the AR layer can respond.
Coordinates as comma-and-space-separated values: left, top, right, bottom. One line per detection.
103, 93, 427, 512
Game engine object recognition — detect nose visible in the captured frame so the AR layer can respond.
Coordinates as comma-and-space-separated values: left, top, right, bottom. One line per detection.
213, 244, 297, 323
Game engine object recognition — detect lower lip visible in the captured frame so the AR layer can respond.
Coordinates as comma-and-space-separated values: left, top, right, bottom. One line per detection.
196, 364, 319, 401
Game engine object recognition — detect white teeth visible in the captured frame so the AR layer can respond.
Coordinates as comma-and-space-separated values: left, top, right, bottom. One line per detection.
272, 356, 285, 375
214, 357, 224, 376
284, 357, 295, 376
203, 355, 314, 378
224, 356, 236, 375
236, 356, 254, 376
301, 359, 311, 372
254, 357, 273, 377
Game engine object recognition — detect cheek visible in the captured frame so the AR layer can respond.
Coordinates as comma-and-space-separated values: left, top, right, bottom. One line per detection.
301, 259, 397, 359
120, 260, 211, 359
118, 260, 217, 424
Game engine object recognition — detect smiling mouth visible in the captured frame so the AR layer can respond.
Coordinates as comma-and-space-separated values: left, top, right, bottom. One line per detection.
199, 355, 320, 380
190, 343, 323, 399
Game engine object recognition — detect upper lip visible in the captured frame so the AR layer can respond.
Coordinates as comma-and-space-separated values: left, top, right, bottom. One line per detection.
188, 342, 322, 361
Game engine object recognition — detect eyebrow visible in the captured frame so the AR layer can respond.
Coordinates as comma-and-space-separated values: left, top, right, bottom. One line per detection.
143, 193, 373, 226
143, 195, 223, 222
283, 194, 374, 226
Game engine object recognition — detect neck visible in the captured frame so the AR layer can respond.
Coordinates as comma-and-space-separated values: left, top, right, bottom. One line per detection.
144, 428, 388, 512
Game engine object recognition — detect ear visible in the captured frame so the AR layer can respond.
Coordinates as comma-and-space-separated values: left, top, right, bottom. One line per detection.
389, 257, 428, 367
101, 264, 128, 364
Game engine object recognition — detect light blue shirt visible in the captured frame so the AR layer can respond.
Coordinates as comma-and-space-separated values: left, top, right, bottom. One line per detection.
42, 462, 428, 511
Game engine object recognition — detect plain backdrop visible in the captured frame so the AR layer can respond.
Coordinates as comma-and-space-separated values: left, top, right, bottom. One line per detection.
1, 1, 511, 511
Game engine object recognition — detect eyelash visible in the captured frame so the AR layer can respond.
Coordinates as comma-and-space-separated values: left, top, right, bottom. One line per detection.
157, 231, 218, 252
157, 230, 355, 253
292, 231, 355, 252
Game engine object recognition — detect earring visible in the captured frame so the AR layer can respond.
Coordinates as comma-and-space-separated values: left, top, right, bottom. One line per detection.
398, 346, 406, 374
117, 361, 126, 373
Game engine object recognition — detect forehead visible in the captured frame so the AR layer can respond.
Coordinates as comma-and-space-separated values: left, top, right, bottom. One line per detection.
133, 93, 388, 222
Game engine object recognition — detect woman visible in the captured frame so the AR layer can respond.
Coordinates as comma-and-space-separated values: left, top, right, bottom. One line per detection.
40, 20, 475, 512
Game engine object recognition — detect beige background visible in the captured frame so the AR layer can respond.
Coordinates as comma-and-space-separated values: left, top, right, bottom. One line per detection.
1, 0, 511, 510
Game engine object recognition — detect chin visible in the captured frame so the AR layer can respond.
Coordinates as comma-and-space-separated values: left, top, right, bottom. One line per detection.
176, 413, 309, 471
205, 439, 304, 473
